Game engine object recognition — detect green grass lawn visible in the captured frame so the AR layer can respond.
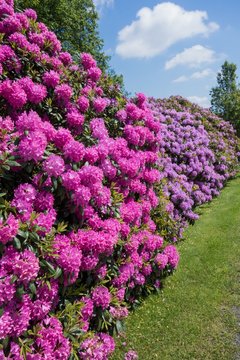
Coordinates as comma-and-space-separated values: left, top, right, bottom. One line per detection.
113, 176, 240, 360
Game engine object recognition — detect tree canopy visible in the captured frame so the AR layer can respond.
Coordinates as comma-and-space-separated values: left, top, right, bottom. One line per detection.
210, 61, 240, 135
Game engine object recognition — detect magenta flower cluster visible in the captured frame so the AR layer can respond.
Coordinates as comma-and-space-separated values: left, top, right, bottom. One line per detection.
0, 1, 181, 359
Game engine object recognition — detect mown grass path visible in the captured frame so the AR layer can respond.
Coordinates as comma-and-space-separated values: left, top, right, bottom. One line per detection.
114, 177, 240, 360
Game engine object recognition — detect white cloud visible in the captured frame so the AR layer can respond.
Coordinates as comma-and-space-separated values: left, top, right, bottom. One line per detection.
165, 45, 217, 70
173, 75, 188, 83
191, 68, 215, 79
173, 68, 215, 82
116, 2, 219, 59
187, 96, 210, 108
93, 0, 113, 8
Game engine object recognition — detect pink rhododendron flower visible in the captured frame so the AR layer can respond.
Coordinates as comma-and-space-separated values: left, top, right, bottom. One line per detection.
91, 286, 111, 309
0, 214, 19, 244
43, 154, 65, 177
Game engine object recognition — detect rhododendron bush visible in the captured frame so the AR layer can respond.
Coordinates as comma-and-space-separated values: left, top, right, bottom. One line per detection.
0, 1, 238, 359
0, 1, 179, 359
149, 96, 239, 241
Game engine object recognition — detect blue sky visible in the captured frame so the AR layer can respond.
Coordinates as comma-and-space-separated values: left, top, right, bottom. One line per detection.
94, 1, 240, 107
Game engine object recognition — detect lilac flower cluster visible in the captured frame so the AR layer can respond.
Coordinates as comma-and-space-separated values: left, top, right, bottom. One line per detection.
148, 96, 239, 240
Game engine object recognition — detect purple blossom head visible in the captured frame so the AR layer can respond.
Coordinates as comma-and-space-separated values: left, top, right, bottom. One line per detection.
1, 247, 39, 284
116, 109, 127, 122
62, 170, 81, 191
0, 2, 14, 19
90, 117, 108, 139
31, 317, 71, 359
81, 297, 94, 321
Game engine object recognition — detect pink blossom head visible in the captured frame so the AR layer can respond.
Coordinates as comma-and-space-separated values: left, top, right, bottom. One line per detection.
43, 70, 60, 88
63, 140, 85, 162
55, 84, 73, 104
81, 52, 96, 70
0, 80, 27, 109
24, 8, 37, 20
54, 127, 73, 149
87, 66, 102, 82
66, 109, 84, 128
0, 214, 19, 245
164, 245, 180, 268
154, 253, 168, 270
91, 286, 111, 309
18, 131, 47, 162
59, 52, 72, 65
77, 95, 90, 113
43, 154, 65, 177
0, 2, 14, 19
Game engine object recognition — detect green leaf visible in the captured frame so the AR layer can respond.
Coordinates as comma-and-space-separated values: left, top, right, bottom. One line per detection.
6, 160, 21, 167
29, 282, 37, 295
29, 232, 39, 242
2, 336, 9, 350
16, 285, 25, 298
1, 164, 10, 171
41, 260, 56, 275
46, 280, 52, 290
10, 275, 18, 284
52, 177, 58, 190
54, 267, 62, 279
13, 237, 22, 250
18, 230, 29, 239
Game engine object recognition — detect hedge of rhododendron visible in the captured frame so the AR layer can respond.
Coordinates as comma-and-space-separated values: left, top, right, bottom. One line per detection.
149, 96, 239, 241
0, 1, 238, 359
0, 2, 178, 359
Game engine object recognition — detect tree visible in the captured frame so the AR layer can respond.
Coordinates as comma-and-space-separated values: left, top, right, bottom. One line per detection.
210, 61, 240, 135
14, 0, 110, 71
